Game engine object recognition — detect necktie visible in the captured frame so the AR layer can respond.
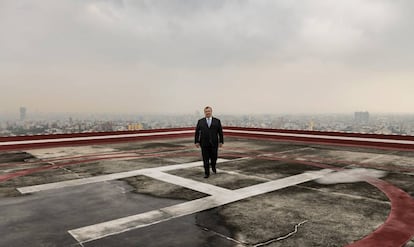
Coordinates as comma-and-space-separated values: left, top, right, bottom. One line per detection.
207, 118, 211, 127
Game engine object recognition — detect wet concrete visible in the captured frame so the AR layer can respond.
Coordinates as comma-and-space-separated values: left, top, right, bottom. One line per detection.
217, 158, 321, 180
0, 151, 34, 163
122, 175, 207, 201
84, 212, 235, 247
0, 181, 187, 247
218, 186, 390, 246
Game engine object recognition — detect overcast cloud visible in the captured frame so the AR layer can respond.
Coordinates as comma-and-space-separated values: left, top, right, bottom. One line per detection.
1, 0, 413, 115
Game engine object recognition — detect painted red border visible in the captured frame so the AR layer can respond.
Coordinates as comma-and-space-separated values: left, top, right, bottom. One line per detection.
224, 127, 414, 151
2, 126, 413, 142
1, 127, 414, 151
0, 128, 194, 151
346, 178, 414, 247
224, 126, 414, 141
0, 127, 194, 142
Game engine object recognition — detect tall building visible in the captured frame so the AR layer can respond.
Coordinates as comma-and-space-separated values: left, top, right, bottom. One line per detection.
354, 111, 369, 123
20, 107, 27, 121
309, 119, 315, 131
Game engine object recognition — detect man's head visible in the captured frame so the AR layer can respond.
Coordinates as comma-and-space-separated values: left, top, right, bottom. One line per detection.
204, 106, 212, 118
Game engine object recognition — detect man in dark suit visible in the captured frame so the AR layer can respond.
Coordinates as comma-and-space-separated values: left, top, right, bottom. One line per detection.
195, 106, 224, 178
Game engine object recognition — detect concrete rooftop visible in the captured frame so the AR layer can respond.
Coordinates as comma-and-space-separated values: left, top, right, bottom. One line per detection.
0, 128, 414, 247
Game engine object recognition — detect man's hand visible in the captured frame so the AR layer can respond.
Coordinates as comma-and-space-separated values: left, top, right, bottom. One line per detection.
219, 143, 223, 148
195, 143, 200, 148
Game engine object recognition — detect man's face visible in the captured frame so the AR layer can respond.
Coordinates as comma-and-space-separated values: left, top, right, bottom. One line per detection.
204, 108, 212, 118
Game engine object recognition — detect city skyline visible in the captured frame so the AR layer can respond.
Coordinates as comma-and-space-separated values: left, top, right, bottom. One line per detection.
2, 109, 414, 136
1, 107, 414, 121
1, 0, 414, 115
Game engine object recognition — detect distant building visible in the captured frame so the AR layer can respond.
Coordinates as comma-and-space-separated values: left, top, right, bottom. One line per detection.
309, 119, 315, 131
354, 111, 369, 123
128, 123, 143, 131
20, 107, 27, 121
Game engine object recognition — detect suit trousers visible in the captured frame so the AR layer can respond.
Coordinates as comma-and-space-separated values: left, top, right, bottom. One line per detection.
201, 145, 218, 176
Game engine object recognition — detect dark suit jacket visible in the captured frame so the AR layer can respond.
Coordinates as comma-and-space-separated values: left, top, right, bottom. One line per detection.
195, 117, 224, 148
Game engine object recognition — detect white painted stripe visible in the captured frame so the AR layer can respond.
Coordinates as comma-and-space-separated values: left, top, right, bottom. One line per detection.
17, 158, 232, 194
219, 169, 270, 182
360, 154, 388, 164
142, 170, 232, 195
68, 169, 333, 243
69, 209, 170, 243
0, 130, 194, 146
225, 129, 414, 145
275, 147, 313, 154
233, 169, 333, 198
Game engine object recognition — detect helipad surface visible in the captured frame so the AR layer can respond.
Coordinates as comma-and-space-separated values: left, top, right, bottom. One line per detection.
1, 136, 414, 247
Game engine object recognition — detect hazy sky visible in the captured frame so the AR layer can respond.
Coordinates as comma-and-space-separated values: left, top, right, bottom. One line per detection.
1, 0, 414, 115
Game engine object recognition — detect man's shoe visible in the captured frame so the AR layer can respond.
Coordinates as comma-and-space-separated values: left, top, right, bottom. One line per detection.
204, 175, 209, 178
212, 168, 217, 174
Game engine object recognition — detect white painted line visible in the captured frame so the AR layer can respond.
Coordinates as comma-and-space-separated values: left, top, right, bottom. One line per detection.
69, 209, 169, 243
360, 154, 388, 164
275, 147, 314, 154
17, 158, 232, 194
0, 130, 194, 146
225, 129, 414, 145
154, 158, 230, 172
142, 170, 232, 195
233, 169, 333, 198
218, 169, 270, 182
68, 169, 333, 244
